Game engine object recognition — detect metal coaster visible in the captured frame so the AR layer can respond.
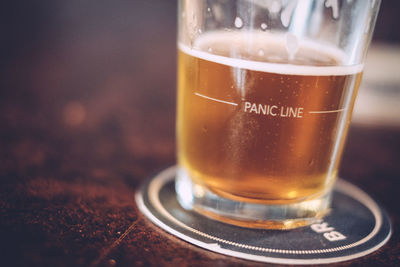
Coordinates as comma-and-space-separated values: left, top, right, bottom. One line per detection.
136, 166, 391, 265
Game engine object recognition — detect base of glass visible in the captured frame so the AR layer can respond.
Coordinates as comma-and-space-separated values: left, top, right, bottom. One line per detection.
175, 168, 332, 230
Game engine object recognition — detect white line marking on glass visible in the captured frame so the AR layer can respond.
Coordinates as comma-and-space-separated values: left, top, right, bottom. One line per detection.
194, 92, 238, 106
308, 108, 347, 114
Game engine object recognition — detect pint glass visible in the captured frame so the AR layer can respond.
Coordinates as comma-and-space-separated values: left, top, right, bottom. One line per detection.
176, 0, 380, 229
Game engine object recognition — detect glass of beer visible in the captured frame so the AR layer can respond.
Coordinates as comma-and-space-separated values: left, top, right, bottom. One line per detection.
176, 0, 380, 229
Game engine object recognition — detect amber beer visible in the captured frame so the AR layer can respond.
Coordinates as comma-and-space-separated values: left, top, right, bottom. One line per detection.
177, 32, 362, 205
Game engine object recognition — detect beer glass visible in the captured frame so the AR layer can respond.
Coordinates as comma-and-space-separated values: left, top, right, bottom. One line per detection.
176, 0, 380, 229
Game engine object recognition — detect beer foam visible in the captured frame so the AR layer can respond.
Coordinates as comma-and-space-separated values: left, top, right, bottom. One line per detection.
178, 31, 363, 76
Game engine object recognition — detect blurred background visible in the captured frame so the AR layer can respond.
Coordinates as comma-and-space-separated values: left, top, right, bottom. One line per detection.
0, 1, 178, 180
0, 0, 398, 179
0, 1, 399, 266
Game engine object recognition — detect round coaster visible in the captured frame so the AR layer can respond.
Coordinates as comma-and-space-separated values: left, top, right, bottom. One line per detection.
136, 166, 391, 265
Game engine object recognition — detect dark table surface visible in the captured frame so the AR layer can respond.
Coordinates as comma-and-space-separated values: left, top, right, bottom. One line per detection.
1, 1, 399, 266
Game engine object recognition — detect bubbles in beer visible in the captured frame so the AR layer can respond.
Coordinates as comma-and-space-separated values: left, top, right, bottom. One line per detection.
234, 17, 243, 29
178, 31, 363, 203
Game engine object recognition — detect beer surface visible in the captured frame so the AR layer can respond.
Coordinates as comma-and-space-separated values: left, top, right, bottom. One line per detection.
177, 32, 362, 204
